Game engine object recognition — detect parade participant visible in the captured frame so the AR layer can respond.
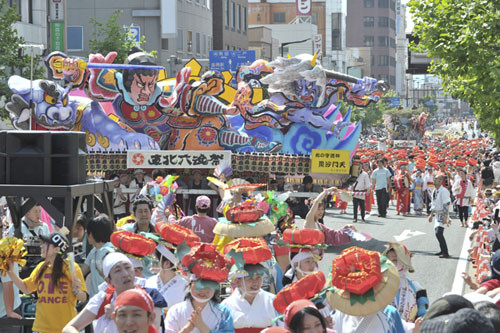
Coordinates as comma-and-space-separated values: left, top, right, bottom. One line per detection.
304, 187, 353, 247
482, 160, 495, 189
289, 176, 322, 219
394, 163, 411, 216
187, 170, 211, 215
423, 166, 435, 215
328, 247, 406, 333
452, 168, 476, 227
383, 243, 429, 322
284, 299, 335, 333
169, 195, 218, 243
7, 232, 87, 333
352, 162, 372, 223
113, 288, 157, 333
145, 244, 188, 309
429, 175, 451, 258
72, 213, 88, 264
113, 174, 129, 221
0, 229, 22, 333
165, 243, 234, 333
412, 169, 425, 215
81, 213, 115, 297
63, 252, 166, 333
7, 203, 49, 278
222, 238, 278, 332
130, 169, 153, 198
362, 163, 375, 216
371, 159, 392, 217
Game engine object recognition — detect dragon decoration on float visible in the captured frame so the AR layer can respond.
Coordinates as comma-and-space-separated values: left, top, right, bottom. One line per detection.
6, 49, 387, 157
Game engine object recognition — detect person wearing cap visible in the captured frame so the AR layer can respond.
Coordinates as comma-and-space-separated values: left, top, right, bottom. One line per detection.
428, 174, 451, 259
7, 232, 87, 333
113, 288, 157, 333
284, 299, 335, 333
168, 195, 218, 243
222, 263, 280, 331
63, 252, 166, 333
145, 244, 188, 309
452, 168, 475, 227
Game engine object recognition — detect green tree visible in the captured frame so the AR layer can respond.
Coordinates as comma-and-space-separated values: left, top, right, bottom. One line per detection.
408, 0, 500, 141
0, 0, 45, 120
89, 9, 155, 64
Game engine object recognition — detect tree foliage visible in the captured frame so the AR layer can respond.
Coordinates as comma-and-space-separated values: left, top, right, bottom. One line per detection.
0, 0, 45, 120
349, 89, 398, 128
89, 9, 155, 64
408, 0, 500, 141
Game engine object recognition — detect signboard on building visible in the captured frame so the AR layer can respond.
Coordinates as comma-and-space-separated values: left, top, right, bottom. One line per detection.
51, 22, 64, 51
384, 97, 401, 107
127, 150, 231, 169
126, 26, 141, 43
296, 0, 312, 16
311, 149, 350, 174
50, 0, 64, 21
313, 34, 322, 61
209, 50, 256, 71
161, 0, 176, 38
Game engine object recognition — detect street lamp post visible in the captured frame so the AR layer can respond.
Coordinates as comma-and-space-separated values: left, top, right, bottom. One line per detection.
18, 44, 44, 131
280, 38, 312, 57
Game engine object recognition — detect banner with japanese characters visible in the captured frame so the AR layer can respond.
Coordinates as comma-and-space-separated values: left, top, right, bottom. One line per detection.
311, 149, 350, 174
127, 150, 231, 169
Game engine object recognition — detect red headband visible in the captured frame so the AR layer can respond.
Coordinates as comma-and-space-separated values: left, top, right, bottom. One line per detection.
114, 288, 154, 313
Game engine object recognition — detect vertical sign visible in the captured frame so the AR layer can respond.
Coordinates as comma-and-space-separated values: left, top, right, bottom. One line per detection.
51, 22, 65, 51
161, 0, 177, 38
313, 34, 322, 62
50, 0, 64, 21
296, 0, 312, 16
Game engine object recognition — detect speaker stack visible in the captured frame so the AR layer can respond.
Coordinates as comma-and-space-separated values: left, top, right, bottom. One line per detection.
0, 131, 87, 185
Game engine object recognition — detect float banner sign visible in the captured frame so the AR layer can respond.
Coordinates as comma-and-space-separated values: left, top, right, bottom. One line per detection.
127, 150, 232, 169
393, 140, 417, 148
311, 149, 350, 174
296, 0, 312, 16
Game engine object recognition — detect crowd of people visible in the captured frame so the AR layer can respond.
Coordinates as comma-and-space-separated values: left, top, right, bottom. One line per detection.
1, 124, 500, 332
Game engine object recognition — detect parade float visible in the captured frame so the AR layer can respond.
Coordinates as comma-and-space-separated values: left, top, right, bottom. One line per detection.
5, 49, 388, 184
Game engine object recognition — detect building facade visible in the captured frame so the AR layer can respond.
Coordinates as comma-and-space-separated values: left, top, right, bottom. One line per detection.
8, 0, 48, 47
346, 0, 397, 86
395, 0, 407, 99
66, 0, 213, 75
213, 0, 249, 51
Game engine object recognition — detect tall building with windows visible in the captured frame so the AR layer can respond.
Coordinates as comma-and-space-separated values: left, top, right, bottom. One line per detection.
66, 0, 213, 73
213, 0, 249, 50
7, 0, 48, 46
346, 0, 397, 86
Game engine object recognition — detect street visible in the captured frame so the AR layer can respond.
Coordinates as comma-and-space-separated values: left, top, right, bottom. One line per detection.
306, 203, 469, 303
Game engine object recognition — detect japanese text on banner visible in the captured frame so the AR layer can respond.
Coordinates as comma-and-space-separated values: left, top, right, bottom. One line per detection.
311, 149, 350, 174
127, 150, 231, 169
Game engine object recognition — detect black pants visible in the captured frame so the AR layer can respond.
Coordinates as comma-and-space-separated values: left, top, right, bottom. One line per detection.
435, 226, 449, 255
376, 188, 388, 216
458, 205, 469, 222
353, 198, 366, 221
425, 192, 432, 214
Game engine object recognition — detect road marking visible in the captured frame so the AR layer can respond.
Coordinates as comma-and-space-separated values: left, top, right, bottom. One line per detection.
451, 225, 473, 295
393, 229, 426, 242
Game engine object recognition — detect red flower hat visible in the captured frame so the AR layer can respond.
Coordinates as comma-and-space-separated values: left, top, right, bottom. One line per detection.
155, 222, 200, 248
181, 243, 233, 282
111, 230, 157, 257
224, 238, 272, 265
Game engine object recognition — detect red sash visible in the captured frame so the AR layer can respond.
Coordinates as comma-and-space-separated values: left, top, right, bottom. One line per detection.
97, 285, 116, 319
235, 328, 266, 333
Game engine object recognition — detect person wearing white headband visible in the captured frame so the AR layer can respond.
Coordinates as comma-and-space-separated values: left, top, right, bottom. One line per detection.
283, 251, 318, 286
145, 244, 188, 309
63, 252, 166, 333
222, 264, 280, 331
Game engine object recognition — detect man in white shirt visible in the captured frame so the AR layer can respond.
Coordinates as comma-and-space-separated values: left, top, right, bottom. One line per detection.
452, 169, 475, 227
428, 175, 451, 259
352, 163, 372, 223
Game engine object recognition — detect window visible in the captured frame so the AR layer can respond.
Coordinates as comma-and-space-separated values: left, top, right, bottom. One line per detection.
67, 26, 83, 51
364, 0, 374, 8
390, 0, 396, 11
187, 31, 193, 52
273, 12, 286, 23
161, 39, 168, 50
202, 34, 206, 54
243, 7, 247, 32
390, 37, 396, 48
9, 0, 21, 20
378, 36, 388, 47
378, 0, 389, 8
331, 13, 342, 50
237, 4, 241, 31
28, 0, 33, 24
196, 32, 200, 53
312, 12, 319, 25
231, 2, 236, 29
363, 16, 374, 27
390, 75, 396, 85
379, 17, 389, 27
390, 19, 396, 30
208, 36, 212, 51
378, 55, 389, 66
390, 56, 396, 67
371, 55, 375, 66
225, 0, 229, 27
177, 29, 183, 51
363, 36, 374, 47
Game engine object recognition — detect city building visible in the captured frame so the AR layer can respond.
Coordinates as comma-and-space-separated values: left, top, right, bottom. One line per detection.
395, 0, 407, 98
65, 0, 213, 75
248, 26, 279, 61
212, 0, 249, 51
7, 0, 48, 47
346, 0, 397, 86
248, 0, 348, 72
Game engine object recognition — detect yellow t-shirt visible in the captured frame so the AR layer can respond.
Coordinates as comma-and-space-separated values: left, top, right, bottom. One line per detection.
23, 260, 87, 333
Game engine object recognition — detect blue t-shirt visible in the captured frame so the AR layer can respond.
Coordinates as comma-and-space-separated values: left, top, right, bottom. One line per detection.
84, 242, 115, 297
371, 168, 392, 190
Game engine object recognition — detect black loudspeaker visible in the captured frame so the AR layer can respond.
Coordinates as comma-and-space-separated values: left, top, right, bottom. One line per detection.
0, 131, 87, 185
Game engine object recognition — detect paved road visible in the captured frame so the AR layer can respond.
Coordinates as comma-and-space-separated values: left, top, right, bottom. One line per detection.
299, 203, 468, 304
